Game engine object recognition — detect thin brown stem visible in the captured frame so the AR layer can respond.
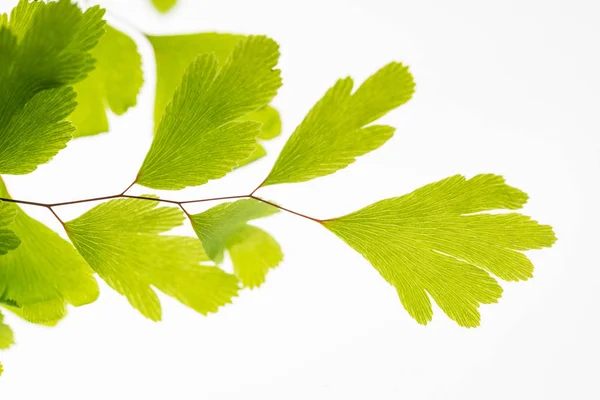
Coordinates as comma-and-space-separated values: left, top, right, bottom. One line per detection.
249, 177, 267, 196
121, 195, 180, 205
179, 194, 249, 204
48, 206, 66, 229
250, 195, 323, 223
0, 198, 51, 208
178, 203, 191, 218
0, 192, 325, 225
49, 195, 122, 207
120, 180, 137, 195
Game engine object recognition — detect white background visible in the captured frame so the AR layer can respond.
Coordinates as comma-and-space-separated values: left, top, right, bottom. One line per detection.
0, 0, 599, 398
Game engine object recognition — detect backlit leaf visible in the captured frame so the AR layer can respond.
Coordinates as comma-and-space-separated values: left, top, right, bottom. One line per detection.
228, 225, 283, 288
323, 174, 556, 327
191, 199, 282, 288
137, 35, 281, 189
0, 311, 14, 350
0, 201, 19, 255
0, 180, 100, 324
65, 198, 240, 321
241, 105, 282, 141
263, 62, 414, 186
0, 310, 14, 376
151, 0, 177, 13
148, 33, 282, 162
70, 25, 143, 137
0, 0, 105, 174
191, 199, 278, 262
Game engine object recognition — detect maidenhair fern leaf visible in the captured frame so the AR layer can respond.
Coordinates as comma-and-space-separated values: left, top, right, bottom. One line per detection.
0, 310, 14, 376
190, 199, 282, 288
148, 33, 242, 126
137, 35, 281, 189
70, 25, 143, 137
191, 199, 279, 262
151, 0, 177, 13
0, 202, 20, 255
0, 311, 14, 350
148, 33, 283, 163
228, 225, 283, 288
65, 198, 240, 321
263, 62, 415, 186
0, 0, 105, 174
323, 174, 556, 327
0, 180, 100, 324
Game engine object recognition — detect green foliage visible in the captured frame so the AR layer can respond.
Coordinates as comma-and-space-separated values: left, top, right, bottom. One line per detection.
191, 199, 282, 288
0, 0, 105, 174
0, 202, 19, 255
148, 33, 241, 126
137, 35, 282, 189
0, 0, 557, 377
0, 311, 14, 350
324, 175, 556, 327
0, 180, 99, 324
228, 225, 284, 288
148, 33, 282, 161
151, 0, 178, 13
65, 198, 240, 320
70, 25, 143, 137
0, 311, 14, 376
263, 62, 415, 186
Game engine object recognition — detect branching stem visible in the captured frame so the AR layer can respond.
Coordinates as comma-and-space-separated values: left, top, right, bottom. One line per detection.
0, 188, 322, 225
249, 196, 322, 223
48, 206, 66, 228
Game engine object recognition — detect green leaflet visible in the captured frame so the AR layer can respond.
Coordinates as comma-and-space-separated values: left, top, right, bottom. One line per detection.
323, 174, 556, 327
65, 198, 240, 321
148, 33, 241, 126
190, 199, 279, 262
0, 201, 20, 255
0, 310, 14, 376
0, 0, 105, 174
70, 25, 143, 137
240, 105, 282, 141
228, 225, 283, 288
0, 181, 100, 324
148, 33, 282, 163
0, 311, 14, 350
137, 35, 282, 190
263, 62, 415, 186
190, 199, 282, 288
151, 0, 177, 13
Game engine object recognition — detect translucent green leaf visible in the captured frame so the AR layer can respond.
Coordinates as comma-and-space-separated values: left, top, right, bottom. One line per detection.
65, 198, 240, 321
228, 225, 283, 288
1, 304, 60, 327
137, 35, 281, 190
0, 310, 14, 376
241, 105, 282, 141
0, 180, 100, 324
323, 174, 556, 327
148, 33, 282, 161
0, 0, 105, 174
0, 311, 14, 350
190, 199, 281, 288
70, 25, 143, 137
191, 199, 279, 262
263, 62, 415, 186
239, 143, 268, 167
0, 201, 20, 255
151, 0, 177, 13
